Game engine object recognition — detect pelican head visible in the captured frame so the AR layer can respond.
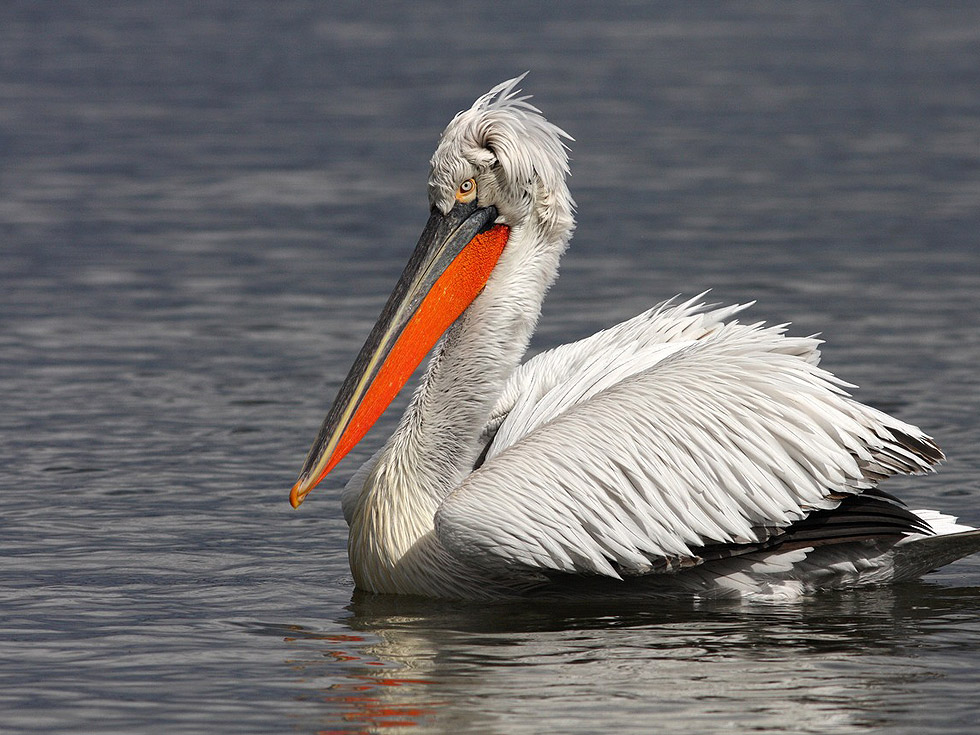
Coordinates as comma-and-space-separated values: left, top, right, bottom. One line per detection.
427, 75, 574, 239
291, 76, 575, 507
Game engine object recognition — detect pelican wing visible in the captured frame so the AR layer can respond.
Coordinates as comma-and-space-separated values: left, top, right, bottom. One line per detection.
436, 302, 942, 580
475, 296, 756, 465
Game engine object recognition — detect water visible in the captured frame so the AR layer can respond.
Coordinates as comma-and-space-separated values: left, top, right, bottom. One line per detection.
2, 2, 979, 733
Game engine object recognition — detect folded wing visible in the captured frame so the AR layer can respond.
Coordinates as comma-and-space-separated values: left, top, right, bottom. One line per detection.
436, 300, 942, 580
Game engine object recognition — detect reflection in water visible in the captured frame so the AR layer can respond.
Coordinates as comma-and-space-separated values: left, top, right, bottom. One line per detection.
283, 628, 446, 734
274, 583, 980, 734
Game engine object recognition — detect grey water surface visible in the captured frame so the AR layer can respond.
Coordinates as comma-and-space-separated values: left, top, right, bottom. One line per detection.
3, 2, 980, 733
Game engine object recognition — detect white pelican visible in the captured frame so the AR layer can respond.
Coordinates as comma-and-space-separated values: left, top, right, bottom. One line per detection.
290, 76, 980, 600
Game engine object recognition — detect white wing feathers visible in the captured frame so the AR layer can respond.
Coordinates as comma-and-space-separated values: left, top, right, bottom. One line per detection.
478, 296, 759, 461
434, 299, 940, 580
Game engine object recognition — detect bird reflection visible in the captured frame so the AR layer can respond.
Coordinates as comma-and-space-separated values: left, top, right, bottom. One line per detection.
276, 625, 445, 734
275, 582, 980, 734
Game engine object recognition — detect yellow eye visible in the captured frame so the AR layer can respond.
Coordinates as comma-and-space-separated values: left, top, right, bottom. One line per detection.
455, 178, 477, 203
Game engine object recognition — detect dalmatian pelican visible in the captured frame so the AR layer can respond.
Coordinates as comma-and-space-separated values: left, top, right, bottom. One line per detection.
289, 76, 980, 600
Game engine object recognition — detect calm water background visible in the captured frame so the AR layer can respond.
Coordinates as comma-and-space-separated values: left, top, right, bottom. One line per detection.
3, 2, 979, 733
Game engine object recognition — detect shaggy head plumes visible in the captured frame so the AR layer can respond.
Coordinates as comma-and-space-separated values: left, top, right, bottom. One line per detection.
428, 75, 575, 238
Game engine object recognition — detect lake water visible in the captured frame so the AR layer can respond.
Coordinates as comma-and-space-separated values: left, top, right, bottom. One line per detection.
3, 2, 979, 733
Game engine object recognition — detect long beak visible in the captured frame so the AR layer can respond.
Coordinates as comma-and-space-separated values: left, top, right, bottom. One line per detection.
290, 200, 509, 508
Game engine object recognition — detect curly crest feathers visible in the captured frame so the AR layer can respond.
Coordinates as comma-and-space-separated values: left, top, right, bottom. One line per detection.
428, 75, 574, 233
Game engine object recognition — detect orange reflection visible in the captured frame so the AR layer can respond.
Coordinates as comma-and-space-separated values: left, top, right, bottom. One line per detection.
284, 625, 445, 734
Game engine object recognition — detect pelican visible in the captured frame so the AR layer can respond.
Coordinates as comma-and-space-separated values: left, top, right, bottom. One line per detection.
289, 76, 980, 600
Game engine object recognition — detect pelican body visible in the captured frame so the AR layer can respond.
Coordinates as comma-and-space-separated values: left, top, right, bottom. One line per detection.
290, 77, 980, 600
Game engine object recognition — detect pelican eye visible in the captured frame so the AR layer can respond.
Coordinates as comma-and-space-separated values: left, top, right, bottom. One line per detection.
455, 178, 477, 203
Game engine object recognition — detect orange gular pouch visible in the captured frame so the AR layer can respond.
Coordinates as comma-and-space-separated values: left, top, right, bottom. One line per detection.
290, 200, 509, 508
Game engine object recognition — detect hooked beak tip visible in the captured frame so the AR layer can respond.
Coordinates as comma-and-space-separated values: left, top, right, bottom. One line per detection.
289, 479, 311, 509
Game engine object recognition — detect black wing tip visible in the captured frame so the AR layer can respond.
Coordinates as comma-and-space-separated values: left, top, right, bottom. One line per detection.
894, 427, 945, 466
